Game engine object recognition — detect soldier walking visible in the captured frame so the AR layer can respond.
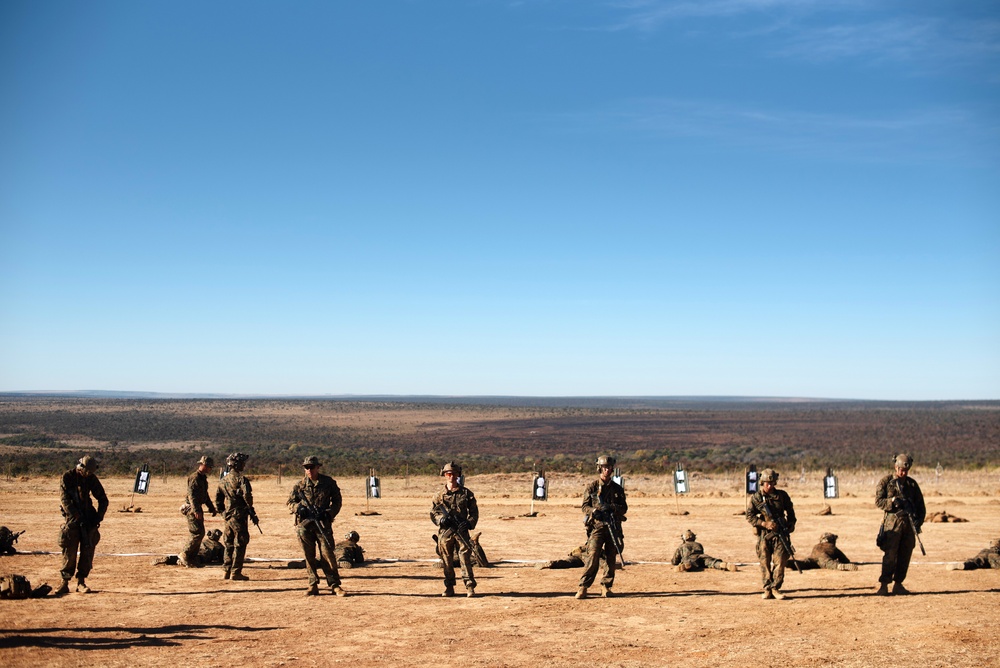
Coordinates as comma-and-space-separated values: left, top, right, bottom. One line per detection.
746, 468, 796, 600
56, 455, 109, 595
875, 453, 926, 595
215, 452, 259, 581
180, 455, 217, 567
430, 462, 479, 597
577, 455, 628, 599
287, 456, 346, 596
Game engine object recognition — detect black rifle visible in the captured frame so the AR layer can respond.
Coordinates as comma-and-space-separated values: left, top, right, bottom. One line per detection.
295, 497, 334, 554
432, 502, 475, 555
754, 495, 801, 573
590, 493, 626, 571
893, 479, 926, 556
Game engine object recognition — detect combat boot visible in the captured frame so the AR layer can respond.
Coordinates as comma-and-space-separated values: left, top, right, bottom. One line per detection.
305, 584, 319, 596
575, 587, 588, 599
54, 580, 70, 597
332, 585, 347, 597
839, 563, 858, 571
442, 585, 455, 597
874, 583, 890, 596
675, 563, 689, 573
771, 589, 786, 600
726, 562, 739, 572
945, 562, 965, 571
178, 554, 190, 568
601, 585, 613, 598
891, 583, 910, 595
223, 570, 231, 580
761, 589, 774, 600
466, 586, 476, 598
230, 573, 249, 581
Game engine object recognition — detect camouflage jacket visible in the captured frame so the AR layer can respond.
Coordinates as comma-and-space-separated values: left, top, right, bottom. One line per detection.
581, 478, 627, 532
875, 474, 925, 532
808, 541, 851, 569
215, 471, 255, 520
671, 539, 705, 565
746, 488, 796, 538
187, 470, 217, 515
287, 474, 342, 526
336, 540, 365, 565
60, 469, 109, 525
430, 485, 479, 532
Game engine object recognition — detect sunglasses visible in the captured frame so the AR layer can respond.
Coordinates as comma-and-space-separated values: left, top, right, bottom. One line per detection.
304, 465, 316, 470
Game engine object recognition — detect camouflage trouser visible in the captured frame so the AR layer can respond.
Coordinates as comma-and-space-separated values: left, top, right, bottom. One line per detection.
182, 514, 206, 563
757, 534, 789, 591
437, 530, 476, 589
579, 525, 618, 589
222, 513, 250, 576
683, 555, 727, 571
59, 522, 101, 582
296, 523, 341, 587
878, 526, 915, 585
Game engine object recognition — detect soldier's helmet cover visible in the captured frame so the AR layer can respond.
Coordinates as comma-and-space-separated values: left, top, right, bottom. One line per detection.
197, 455, 214, 467
345, 531, 360, 542
759, 468, 779, 483
77, 455, 99, 473
208, 529, 223, 541
302, 456, 321, 468
226, 452, 249, 469
683, 529, 696, 541
440, 461, 462, 476
991, 537, 1000, 550
596, 455, 616, 470
894, 453, 913, 470
821, 532, 838, 543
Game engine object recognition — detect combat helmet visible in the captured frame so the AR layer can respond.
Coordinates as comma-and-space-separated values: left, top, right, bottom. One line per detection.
345, 531, 360, 543
893, 453, 913, 470
759, 468, 779, 484
76, 456, 99, 473
821, 532, 838, 544
208, 529, 223, 541
683, 529, 696, 541
197, 455, 214, 468
991, 537, 1000, 551
226, 452, 249, 470
440, 461, 462, 476
596, 455, 616, 471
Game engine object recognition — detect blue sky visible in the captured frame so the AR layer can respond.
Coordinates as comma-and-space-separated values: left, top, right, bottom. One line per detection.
1, 1, 997, 400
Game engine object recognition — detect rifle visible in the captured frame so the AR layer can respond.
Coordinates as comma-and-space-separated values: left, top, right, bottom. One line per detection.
589, 492, 626, 571
432, 502, 475, 555
893, 479, 926, 556
294, 497, 334, 554
754, 494, 801, 573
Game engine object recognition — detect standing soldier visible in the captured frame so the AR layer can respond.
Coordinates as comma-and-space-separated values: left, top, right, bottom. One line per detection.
746, 468, 796, 600
287, 456, 346, 596
875, 453, 926, 595
430, 462, 479, 597
56, 455, 109, 595
577, 455, 628, 599
180, 455, 217, 567
215, 452, 259, 581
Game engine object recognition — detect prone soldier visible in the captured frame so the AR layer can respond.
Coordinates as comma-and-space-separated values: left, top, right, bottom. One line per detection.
874, 453, 926, 595
287, 456, 346, 596
430, 461, 479, 597
215, 452, 259, 581
180, 455, 218, 567
577, 455, 628, 599
746, 468, 796, 600
537, 544, 588, 570
336, 531, 365, 569
793, 533, 858, 571
56, 455, 109, 595
672, 530, 739, 572
946, 537, 1000, 571
153, 529, 225, 566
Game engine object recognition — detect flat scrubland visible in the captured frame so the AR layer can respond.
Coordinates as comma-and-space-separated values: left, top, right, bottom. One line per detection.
1, 470, 998, 667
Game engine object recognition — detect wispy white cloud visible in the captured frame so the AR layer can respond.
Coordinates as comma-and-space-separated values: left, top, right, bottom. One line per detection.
549, 98, 998, 165
604, 0, 854, 32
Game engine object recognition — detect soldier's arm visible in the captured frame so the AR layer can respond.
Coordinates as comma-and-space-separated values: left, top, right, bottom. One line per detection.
328, 481, 343, 521
615, 486, 628, 519
874, 476, 894, 512
60, 472, 75, 519
93, 477, 109, 523
745, 495, 764, 529
243, 478, 254, 510
466, 490, 479, 530
287, 485, 301, 512
911, 481, 926, 526
783, 491, 796, 532
215, 486, 226, 514
581, 482, 596, 516
671, 546, 682, 566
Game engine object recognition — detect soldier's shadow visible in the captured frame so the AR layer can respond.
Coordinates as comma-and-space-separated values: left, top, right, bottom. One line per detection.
0, 624, 283, 651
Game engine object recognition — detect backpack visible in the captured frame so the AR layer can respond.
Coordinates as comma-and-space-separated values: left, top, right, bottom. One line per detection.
0, 574, 32, 600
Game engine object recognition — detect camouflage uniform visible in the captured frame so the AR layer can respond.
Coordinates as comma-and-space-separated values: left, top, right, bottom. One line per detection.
671, 534, 730, 571
430, 473, 479, 595
956, 539, 1000, 570
215, 455, 258, 580
182, 463, 217, 565
58, 460, 109, 590
875, 457, 925, 592
336, 532, 365, 568
199, 529, 225, 564
579, 476, 628, 593
0, 526, 23, 556
746, 473, 796, 597
540, 544, 587, 569
287, 472, 343, 589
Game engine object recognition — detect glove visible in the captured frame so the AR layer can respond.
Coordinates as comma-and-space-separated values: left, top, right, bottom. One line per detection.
438, 516, 453, 530
296, 505, 310, 520
250, 513, 260, 526
455, 519, 471, 533
763, 520, 777, 531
